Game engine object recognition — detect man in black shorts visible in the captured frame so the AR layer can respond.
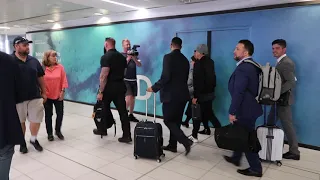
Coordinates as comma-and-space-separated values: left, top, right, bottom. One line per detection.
97, 38, 131, 143
122, 39, 142, 122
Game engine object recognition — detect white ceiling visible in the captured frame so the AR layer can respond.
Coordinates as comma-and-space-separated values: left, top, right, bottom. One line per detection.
0, 0, 317, 35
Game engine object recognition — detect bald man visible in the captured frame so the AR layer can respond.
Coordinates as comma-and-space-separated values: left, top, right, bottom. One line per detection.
97, 37, 132, 143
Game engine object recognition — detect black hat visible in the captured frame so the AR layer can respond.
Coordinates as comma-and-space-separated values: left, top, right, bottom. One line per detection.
13, 36, 33, 46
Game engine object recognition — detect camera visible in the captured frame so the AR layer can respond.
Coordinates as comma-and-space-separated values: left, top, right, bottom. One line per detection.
127, 45, 140, 56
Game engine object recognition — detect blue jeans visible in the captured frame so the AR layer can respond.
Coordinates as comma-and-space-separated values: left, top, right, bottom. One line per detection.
0, 145, 15, 180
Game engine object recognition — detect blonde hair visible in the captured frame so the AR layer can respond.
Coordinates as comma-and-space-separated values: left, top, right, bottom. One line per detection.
42, 50, 58, 67
122, 39, 130, 45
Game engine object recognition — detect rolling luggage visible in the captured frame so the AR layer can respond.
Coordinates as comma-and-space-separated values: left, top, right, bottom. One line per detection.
256, 104, 284, 166
133, 93, 165, 163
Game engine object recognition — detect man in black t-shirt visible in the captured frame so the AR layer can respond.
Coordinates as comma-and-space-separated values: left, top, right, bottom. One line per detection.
12, 36, 46, 154
97, 38, 132, 143
122, 39, 142, 123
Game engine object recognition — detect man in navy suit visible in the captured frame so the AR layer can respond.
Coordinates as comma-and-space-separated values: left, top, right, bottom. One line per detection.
224, 40, 263, 177
147, 37, 193, 155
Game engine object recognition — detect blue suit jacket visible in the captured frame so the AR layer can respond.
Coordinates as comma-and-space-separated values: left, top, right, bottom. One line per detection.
228, 59, 263, 128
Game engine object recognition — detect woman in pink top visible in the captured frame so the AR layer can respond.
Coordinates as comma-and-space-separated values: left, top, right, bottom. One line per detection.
42, 50, 68, 141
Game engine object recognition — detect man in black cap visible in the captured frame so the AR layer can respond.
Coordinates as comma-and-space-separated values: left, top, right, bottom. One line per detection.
0, 51, 25, 180
188, 44, 221, 143
12, 36, 46, 153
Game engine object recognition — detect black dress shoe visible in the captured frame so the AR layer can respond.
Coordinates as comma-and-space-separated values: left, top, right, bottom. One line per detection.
93, 129, 108, 136
118, 136, 132, 143
48, 135, 54, 141
55, 132, 65, 140
20, 145, 28, 154
184, 140, 193, 156
181, 121, 189, 128
224, 156, 240, 166
237, 168, 262, 177
162, 145, 177, 153
283, 152, 300, 160
199, 129, 211, 135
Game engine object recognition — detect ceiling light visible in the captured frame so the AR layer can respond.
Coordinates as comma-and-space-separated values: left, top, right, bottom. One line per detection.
0, 27, 10, 29
97, 17, 111, 24
101, 0, 143, 10
13, 25, 20, 28
52, 23, 62, 30
94, 12, 103, 16
47, 20, 55, 23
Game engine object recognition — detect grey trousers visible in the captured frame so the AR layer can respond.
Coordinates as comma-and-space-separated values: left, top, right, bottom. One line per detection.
267, 105, 300, 155
0, 145, 15, 180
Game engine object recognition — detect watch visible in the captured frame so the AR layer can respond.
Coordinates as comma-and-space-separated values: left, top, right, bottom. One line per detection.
98, 90, 103, 94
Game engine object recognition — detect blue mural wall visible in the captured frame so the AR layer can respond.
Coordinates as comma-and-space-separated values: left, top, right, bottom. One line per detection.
29, 4, 320, 147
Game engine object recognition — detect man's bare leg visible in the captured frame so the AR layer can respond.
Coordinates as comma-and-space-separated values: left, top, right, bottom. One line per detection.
29, 122, 43, 152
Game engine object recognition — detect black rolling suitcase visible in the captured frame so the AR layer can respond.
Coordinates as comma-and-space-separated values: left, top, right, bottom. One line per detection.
133, 93, 165, 163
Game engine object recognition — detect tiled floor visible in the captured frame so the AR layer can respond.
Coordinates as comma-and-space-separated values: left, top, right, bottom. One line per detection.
10, 101, 320, 180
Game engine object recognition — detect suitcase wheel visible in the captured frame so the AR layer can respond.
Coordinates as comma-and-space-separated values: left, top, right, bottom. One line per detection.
276, 161, 282, 167
134, 155, 138, 159
157, 159, 161, 163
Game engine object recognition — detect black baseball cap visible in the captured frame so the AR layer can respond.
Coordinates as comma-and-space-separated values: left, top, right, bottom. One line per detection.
13, 36, 33, 46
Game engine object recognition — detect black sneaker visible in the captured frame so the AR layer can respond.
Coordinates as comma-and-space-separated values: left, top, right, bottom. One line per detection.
20, 145, 28, 154
55, 132, 65, 140
118, 136, 132, 143
30, 140, 43, 152
48, 135, 54, 141
129, 114, 139, 122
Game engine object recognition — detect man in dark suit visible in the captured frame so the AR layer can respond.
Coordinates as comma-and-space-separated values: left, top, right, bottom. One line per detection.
0, 51, 25, 179
224, 40, 263, 177
268, 39, 300, 160
147, 37, 193, 155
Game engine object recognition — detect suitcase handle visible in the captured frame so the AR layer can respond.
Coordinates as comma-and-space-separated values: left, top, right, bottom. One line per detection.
264, 103, 277, 125
145, 92, 156, 123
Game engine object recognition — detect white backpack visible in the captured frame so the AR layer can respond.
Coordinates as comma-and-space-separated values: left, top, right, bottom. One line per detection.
243, 60, 282, 105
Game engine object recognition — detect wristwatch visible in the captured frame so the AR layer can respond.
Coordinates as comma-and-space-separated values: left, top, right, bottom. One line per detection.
98, 90, 103, 94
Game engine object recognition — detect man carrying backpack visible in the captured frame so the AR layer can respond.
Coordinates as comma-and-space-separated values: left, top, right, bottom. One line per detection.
267, 39, 300, 160
224, 40, 263, 177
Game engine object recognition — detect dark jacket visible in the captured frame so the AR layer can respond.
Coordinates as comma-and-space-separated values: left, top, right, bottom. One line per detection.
193, 55, 216, 101
0, 51, 24, 149
228, 59, 263, 128
152, 49, 190, 103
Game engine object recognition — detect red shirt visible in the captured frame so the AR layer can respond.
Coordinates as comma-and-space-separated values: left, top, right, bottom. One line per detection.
44, 64, 68, 99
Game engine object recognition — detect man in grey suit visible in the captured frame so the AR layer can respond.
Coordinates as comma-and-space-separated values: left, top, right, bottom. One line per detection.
268, 39, 300, 160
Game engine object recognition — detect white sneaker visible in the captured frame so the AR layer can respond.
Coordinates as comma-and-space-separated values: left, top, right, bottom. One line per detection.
188, 135, 199, 143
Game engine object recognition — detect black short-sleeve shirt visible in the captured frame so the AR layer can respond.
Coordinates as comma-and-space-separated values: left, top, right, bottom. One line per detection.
121, 53, 137, 80
100, 49, 127, 82
12, 53, 45, 101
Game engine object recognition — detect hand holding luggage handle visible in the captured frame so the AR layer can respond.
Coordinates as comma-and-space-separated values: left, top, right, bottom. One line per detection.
145, 92, 156, 123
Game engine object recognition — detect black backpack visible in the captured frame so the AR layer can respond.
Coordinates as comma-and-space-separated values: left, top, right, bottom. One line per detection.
92, 101, 116, 137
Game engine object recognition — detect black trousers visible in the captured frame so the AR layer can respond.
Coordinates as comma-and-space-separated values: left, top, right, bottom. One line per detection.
163, 101, 189, 148
192, 100, 221, 138
103, 84, 131, 137
44, 99, 64, 135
